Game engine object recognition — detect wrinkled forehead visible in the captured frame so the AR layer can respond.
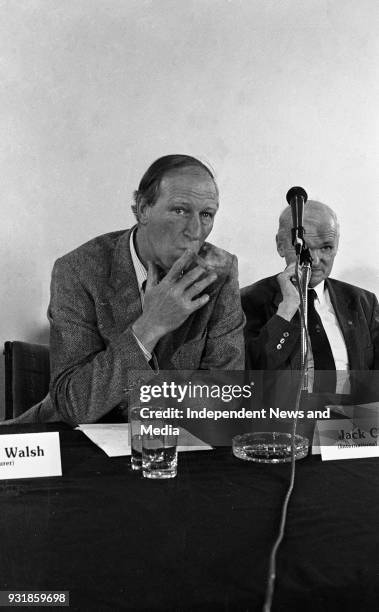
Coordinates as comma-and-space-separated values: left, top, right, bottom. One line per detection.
303, 220, 339, 244
159, 167, 219, 201
279, 202, 339, 240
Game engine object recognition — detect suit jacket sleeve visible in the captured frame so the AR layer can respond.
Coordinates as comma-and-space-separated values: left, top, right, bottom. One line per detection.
370, 292, 379, 369
48, 257, 154, 425
199, 255, 245, 369
241, 280, 301, 370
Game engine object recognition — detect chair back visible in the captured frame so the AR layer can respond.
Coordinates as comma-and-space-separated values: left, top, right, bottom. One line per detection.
3, 341, 50, 419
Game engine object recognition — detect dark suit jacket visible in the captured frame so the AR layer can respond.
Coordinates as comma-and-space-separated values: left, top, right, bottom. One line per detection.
20, 228, 244, 425
241, 275, 379, 371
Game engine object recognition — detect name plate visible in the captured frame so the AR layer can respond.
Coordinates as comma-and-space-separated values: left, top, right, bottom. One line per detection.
316, 418, 379, 461
0, 432, 62, 480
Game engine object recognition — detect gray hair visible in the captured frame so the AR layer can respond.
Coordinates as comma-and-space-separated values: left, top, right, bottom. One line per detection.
277, 200, 340, 245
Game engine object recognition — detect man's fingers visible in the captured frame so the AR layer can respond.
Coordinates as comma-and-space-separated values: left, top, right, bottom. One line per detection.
188, 294, 210, 312
178, 265, 214, 289
186, 273, 217, 299
146, 261, 159, 289
278, 262, 300, 286
283, 262, 297, 277
165, 249, 196, 282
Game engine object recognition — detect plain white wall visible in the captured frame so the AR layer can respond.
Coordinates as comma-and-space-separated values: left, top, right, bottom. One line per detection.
1, 0, 379, 418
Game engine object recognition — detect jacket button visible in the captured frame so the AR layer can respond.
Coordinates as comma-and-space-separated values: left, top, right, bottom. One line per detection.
280, 338, 285, 344
276, 344, 282, 350
283, 332, 289, 337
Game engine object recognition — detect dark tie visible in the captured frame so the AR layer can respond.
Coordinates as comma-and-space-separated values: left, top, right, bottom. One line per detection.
307, 289, 336, 393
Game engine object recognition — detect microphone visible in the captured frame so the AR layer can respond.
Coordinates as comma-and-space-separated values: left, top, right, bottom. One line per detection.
286, 187, 312, 390
286, 186, 308, 255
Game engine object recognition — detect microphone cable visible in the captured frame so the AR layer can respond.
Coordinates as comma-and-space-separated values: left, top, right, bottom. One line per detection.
262, 257, 310, 612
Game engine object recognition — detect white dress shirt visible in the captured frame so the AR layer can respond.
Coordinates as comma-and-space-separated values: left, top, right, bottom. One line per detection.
129, 228, 152, 362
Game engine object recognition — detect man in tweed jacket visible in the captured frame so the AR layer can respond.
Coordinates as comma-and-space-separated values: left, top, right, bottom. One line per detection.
12, 155, 244, 425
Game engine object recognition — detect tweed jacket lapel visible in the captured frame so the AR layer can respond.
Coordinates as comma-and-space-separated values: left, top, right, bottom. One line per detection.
106, 227, 143, 335
105, 228, 180, 367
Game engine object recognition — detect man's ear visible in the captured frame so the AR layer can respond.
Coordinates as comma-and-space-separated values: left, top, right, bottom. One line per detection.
137, 199, 151, 225
276, 234, 285, 258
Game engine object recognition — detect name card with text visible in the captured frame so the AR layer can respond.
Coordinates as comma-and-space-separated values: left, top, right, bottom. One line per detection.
0, 432, 62, 479
317, 418, 379, 461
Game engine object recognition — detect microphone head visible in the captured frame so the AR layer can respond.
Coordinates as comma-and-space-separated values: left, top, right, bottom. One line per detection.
286, 186, 308, 205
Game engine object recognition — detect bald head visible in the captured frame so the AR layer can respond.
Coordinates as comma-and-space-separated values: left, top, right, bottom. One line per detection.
277, 201, 339, 240
276, 200, 340, 287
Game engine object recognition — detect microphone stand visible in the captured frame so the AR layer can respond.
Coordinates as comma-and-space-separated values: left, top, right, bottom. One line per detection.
259, 188, 311, 612
232, 189, 312, 467
298, 248, 312, 391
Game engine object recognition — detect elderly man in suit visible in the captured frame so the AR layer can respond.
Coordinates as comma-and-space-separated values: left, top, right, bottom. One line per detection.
9, 154, 244, 425
241, 201, 379, 394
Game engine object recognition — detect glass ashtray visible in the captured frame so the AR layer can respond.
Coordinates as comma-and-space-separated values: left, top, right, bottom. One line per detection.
232, 432, 309, 464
